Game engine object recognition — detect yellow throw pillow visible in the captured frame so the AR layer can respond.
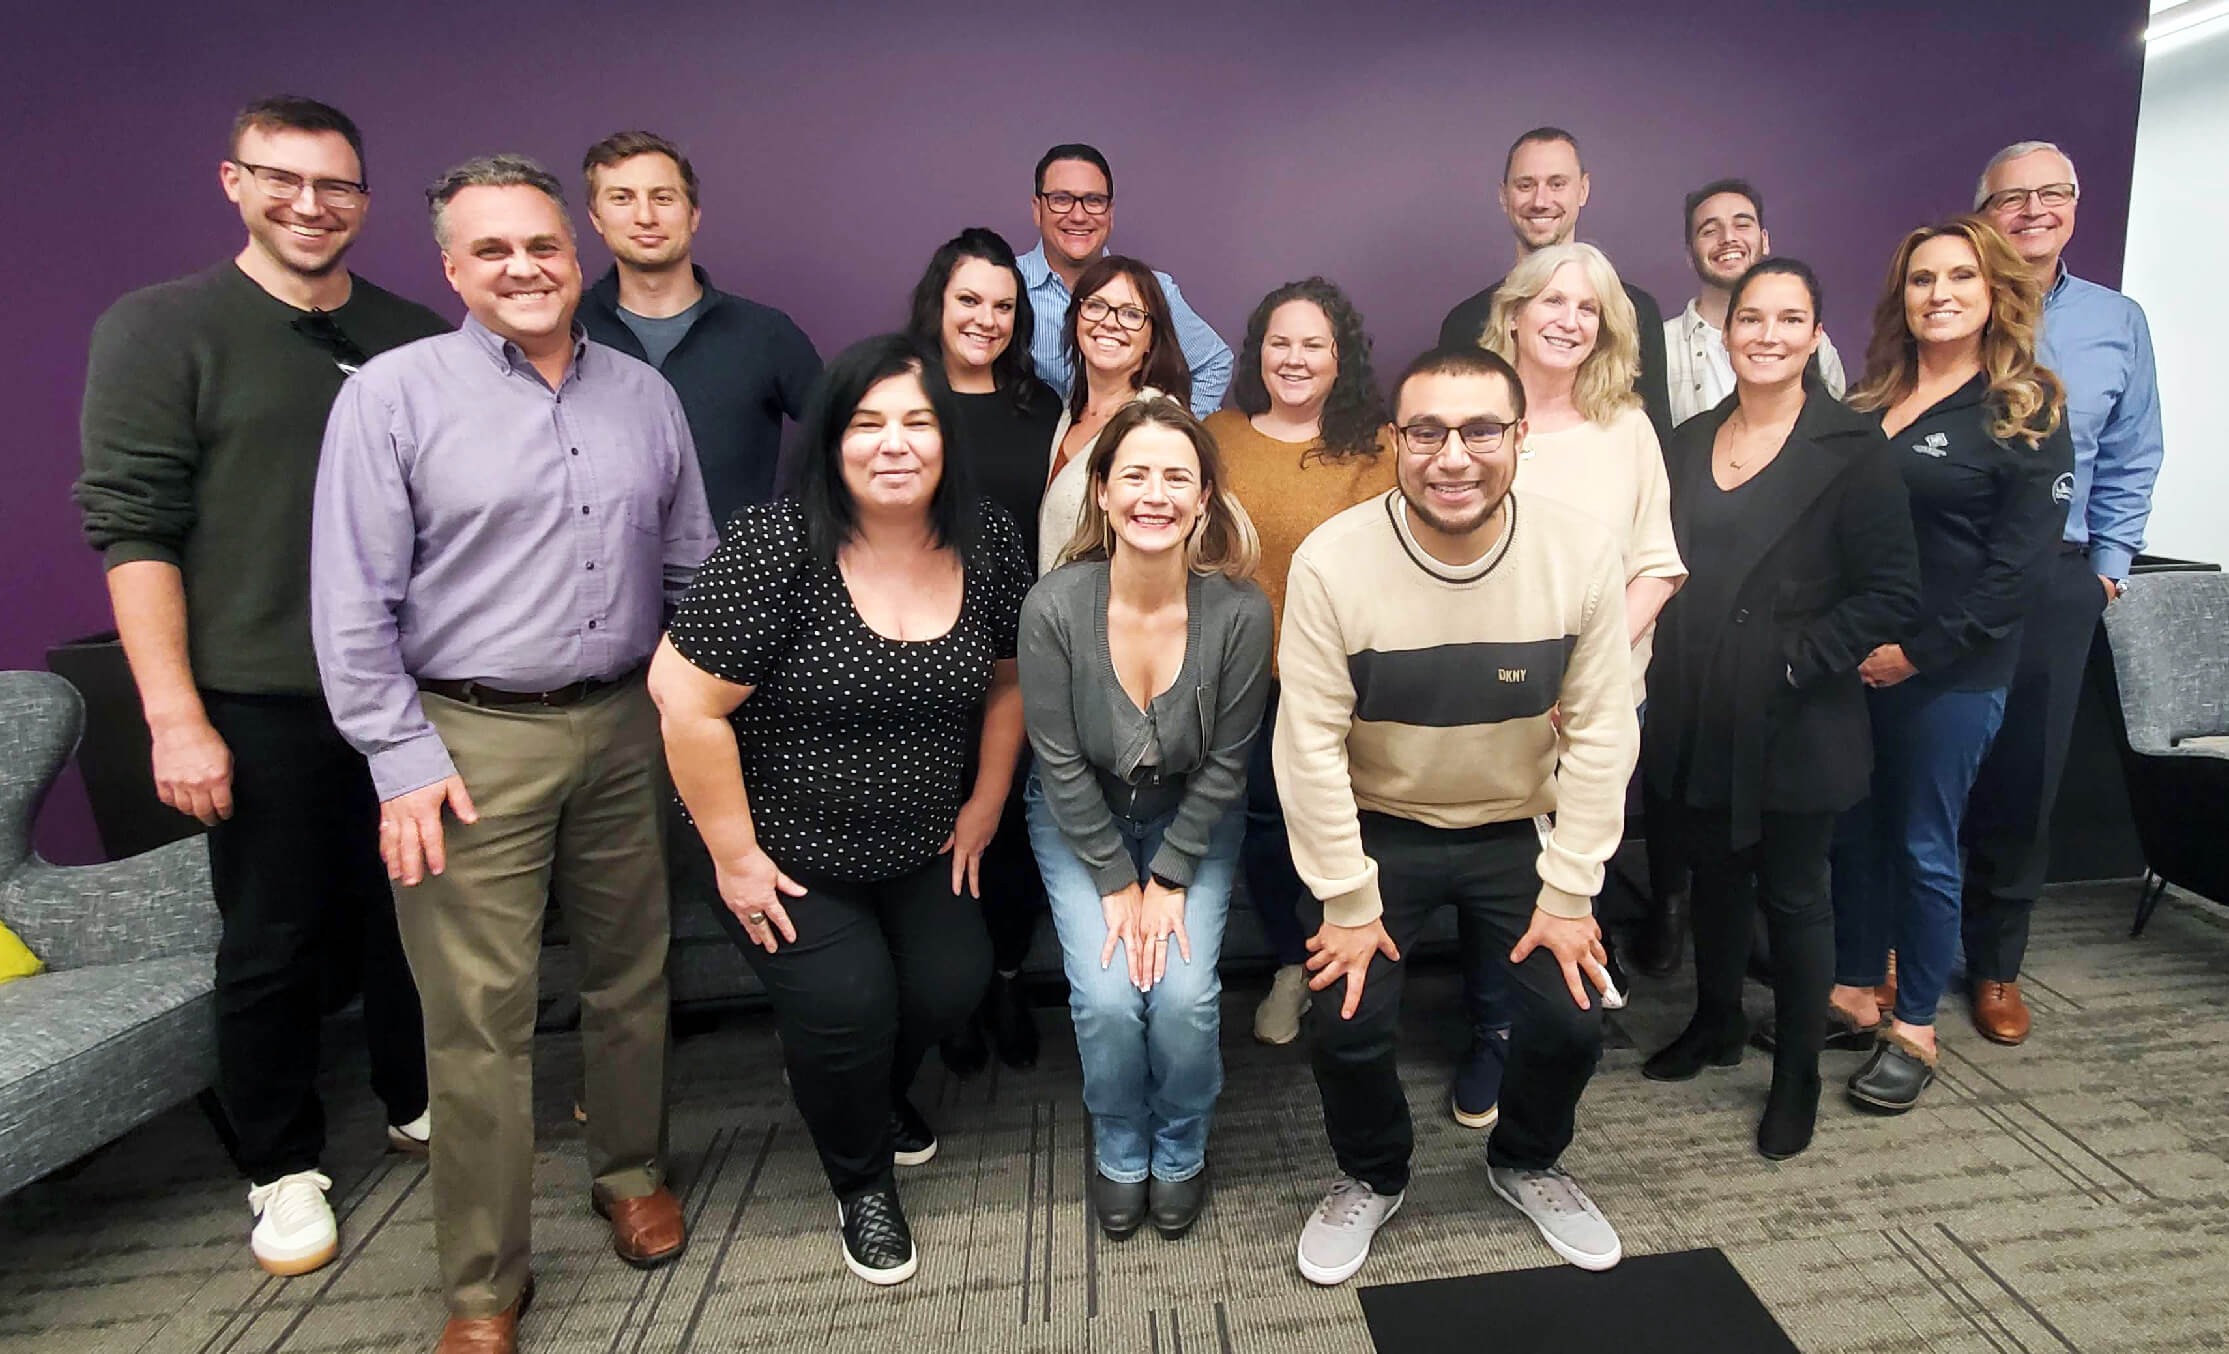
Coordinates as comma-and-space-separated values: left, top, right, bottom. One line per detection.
0, 921, 44, 983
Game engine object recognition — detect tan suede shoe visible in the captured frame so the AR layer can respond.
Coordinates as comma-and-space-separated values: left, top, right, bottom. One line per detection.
436, 1278, 531, 1354
1972, 980, 2032, 1045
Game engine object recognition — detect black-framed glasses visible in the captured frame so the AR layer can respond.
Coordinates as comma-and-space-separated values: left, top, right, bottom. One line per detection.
233, 160, 367, 209
292, 309, 371, 374
1981, 182, 2076, 214
1037, 190, 1112, 215
1396, 420, 1512, 456
1078, 297, 1151, 332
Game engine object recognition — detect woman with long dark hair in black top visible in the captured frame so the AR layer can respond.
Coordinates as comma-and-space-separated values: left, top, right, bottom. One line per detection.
903, 228, 1063, 1073
1830, 217, 2071, 1113
1640, 259, 1920, 1160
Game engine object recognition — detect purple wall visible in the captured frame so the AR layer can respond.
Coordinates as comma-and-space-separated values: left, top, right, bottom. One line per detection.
3, 0, 2150, 863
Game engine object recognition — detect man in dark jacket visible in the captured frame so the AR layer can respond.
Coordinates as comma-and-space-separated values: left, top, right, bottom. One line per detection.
577, 130, 820, 526
1439, 127, 1672, 447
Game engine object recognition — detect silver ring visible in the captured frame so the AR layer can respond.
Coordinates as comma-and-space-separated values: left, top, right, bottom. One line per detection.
747, 912, 767, 926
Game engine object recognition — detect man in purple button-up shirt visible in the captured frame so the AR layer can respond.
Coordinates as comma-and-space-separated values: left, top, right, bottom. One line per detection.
311, 154, 713, 1353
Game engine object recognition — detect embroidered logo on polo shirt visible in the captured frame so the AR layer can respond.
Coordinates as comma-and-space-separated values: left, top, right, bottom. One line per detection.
2052, 472, 2074, 504
1911, 433, 1950, 458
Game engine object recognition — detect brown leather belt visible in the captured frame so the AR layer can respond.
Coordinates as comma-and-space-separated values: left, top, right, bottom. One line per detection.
417, 665, 640, 709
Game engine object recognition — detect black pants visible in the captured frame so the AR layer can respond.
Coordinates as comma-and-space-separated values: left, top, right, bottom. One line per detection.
1307, 814, 1602, 1195
1241, 682, 1311, 967
202, 691, 428, 1182
1673, 805, 1835, 1083
718, 857, 991, 1197
1962, 548, 2107, 980
978, 756, 1048, 973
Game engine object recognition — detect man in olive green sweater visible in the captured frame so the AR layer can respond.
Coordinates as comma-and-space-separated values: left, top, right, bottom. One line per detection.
1275, 347, 1637, 1284
73, 97, 448, 1279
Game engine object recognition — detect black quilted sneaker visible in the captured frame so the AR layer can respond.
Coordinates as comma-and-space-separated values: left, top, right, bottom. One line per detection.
891, 1099, 938, 1167
838, 1187, 918, 1285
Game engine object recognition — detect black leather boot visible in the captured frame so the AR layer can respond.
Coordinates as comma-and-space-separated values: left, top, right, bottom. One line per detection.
1148, 1169, 1210, 1239
1090, 1168, 1149, 1240
1642, 1013, 1746, 1081
1632, 886, 1690, 979
985, 972, 1040, 1070
1757, 1071, 1820, 1160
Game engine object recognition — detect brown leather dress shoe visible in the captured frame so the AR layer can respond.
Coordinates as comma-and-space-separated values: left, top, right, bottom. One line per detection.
1972, 979, 2031, 1045
594, 1186, 687, 1269
436, 1278, 532, 1354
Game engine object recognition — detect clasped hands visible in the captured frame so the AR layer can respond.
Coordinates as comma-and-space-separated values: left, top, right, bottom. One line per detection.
1099, 877, 1190, 992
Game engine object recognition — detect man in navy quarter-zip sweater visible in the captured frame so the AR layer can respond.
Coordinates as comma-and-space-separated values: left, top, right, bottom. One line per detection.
577, 130, 820, 528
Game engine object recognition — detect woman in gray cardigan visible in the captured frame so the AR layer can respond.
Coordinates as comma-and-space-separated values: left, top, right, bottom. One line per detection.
1019, 397, 1272, 1242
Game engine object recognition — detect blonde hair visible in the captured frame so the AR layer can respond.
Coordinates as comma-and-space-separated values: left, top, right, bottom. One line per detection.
1055, 396, 1261, 580
1848, 215, 2064, 449
1481, 242, 1641, 426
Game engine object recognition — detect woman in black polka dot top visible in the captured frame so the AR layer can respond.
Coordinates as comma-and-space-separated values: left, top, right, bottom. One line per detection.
649, 335, 1030, 1287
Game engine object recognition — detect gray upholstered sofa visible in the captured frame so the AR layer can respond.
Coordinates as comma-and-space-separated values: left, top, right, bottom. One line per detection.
0, 671, 219, 1197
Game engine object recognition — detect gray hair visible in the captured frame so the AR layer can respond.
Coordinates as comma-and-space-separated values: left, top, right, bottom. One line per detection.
426, 153, 571, 249
1974, 141, 2080, 209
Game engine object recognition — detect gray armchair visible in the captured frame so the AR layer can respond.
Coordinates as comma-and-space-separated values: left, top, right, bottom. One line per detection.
0, 671, 220, 1196
2097, 571, 2229, 933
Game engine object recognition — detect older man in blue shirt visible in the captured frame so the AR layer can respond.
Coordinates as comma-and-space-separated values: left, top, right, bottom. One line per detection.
1017, 142, 1232, 417
313, 155, 715, 1354
1960, 140, 2166, 1047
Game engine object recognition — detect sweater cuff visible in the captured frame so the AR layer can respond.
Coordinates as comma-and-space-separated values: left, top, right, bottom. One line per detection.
1088, 853, 1142, 898
368, 732, 459, 804
102, 539, 181, 570
1900, 626, 1956, 675
1320, 873, 1384, 929
1534, 882, 1594, 921
1145, 842, 1198, 889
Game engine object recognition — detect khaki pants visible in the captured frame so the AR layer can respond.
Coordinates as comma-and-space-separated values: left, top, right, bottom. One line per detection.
394, 679, 670, 1316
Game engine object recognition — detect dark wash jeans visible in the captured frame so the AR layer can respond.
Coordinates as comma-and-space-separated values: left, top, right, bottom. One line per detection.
1833, 677, 2007, 1024
203, 691, 427, 1182
1305, 813, 1603, 1195
716, 857, 991, 1198
1240, 682, 1311, 967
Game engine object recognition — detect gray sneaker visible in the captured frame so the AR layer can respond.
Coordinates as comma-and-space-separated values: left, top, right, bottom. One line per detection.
1487, 1164, 1622, 1271
1296, 1176, 1404, 1285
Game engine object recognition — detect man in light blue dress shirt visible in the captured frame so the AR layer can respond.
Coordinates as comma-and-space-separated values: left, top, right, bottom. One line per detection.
1959, 140, 2166, 1046
1016, 142, 1232, 417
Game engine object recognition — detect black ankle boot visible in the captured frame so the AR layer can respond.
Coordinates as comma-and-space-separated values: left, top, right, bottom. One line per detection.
1090, 1168, 1149, 1240
1757, 1071, 1820, 1160
985, 972, 1039, 1070
1633, 886, 1690, 979
1642, 1015, 1745, 1081
939, 1020, 989, 1078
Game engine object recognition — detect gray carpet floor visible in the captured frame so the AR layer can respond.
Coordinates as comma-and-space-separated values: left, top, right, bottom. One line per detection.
5, 879, 2228, 1353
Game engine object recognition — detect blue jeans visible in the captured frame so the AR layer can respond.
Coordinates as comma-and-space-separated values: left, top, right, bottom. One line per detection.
1025, 771, 1242, 1184
1832, 678, 2007, 1025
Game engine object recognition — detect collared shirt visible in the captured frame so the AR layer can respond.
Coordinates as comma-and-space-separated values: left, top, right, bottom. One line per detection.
1016, 242, 1233, 417
1665, 298, 1847, 427
2038, 263, 2164, 581
311, 316, 717, 800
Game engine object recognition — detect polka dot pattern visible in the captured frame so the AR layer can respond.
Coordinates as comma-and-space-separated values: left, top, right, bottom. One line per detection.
669, 498, 1029, 881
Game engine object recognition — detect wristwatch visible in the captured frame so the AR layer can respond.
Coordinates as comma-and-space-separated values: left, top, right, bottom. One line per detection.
2111, 577, 2130, 600
1150, 870, 1185, 892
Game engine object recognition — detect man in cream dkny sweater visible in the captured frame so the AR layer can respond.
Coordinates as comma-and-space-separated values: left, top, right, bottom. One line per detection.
1274, 346, 1638, 1284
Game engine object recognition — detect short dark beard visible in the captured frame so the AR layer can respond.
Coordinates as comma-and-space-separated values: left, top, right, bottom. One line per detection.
1401, 482, 1507, 540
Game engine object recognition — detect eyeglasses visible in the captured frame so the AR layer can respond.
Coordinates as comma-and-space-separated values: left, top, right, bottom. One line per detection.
234, 160, 367, 209
1078, 297, 1151, 331
1396, 420, 1512, 456
1037, 190, 1112, 215
291, 310, 370, 374
1981, 183, 2076, 214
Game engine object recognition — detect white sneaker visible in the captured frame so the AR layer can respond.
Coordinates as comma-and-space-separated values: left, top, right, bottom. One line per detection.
1296, 1176, 1404, 1285
385, 1110, 430, 1157
1254, 964, 1311, 1045
1488, 1164, 1622, 1271
247, 1170, 338, 1276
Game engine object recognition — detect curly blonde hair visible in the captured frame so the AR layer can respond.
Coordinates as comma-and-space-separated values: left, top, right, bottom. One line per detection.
1480, 242, 1641, 427
1848, 216, 2063, 448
